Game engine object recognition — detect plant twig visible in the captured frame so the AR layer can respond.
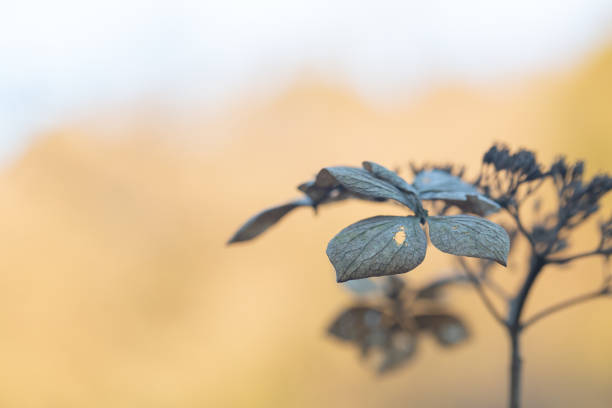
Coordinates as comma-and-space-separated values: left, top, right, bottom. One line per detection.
479, 269, 512, 300
458, 257, 508, 327
521, 286, 610, 330
416, 274, 471, 295
546, 248, 612, 264
507, 205, 535, 249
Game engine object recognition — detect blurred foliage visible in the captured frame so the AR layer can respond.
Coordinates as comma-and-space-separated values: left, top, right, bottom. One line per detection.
329, 276, 469, 374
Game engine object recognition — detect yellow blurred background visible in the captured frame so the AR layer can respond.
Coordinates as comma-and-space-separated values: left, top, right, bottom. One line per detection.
2, 14, 612, 407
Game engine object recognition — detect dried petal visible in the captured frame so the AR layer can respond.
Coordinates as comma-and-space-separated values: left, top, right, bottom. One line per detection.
316, 166, 419, 211
428, 215, 510, 266
227, 198, 312, 244
327, 216, 427, 282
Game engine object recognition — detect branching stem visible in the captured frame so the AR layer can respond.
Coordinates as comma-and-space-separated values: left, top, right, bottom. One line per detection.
458, 258, 508, 327
522, 286, 610, 330
546, 248, 612, 264
507, 205, 535, 249
505, 253, 545, 408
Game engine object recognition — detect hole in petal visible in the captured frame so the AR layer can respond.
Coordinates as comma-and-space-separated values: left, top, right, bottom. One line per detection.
394, 226, 406, 246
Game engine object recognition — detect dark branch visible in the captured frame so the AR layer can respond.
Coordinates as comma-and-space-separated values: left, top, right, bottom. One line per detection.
521, 286, 611, 330
546, 248, 612, 265
507, 205, 535, 249
508, 254, 545, 332
458, 258, 508, 327
416, 274, 471, 295
480, 273, 512, 300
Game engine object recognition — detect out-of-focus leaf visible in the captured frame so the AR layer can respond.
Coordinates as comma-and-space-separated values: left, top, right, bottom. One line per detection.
360, 328, 391, 357
428, 215, 510, 266
298, 181, 382, 207
326, 216, 427, 282
382, 275, 406, 299
297, 180, 333, 204
413, 169, 476, 194
415, 313, 469, 347
377, 329, 418, 373
419, 191, 500, 216
362, 161, 418, 195
328, 306, 385, 342
415, 275, 470, 299
227, 198, 311, 244
414, 170, 500, 215
342, 279, 380, 295
316, 166, 419, 211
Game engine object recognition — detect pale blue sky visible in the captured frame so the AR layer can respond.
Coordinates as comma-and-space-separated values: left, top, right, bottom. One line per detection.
1, 0, 611, 163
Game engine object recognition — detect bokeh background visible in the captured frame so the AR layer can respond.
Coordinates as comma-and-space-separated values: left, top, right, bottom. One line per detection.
1, 1, 612, 407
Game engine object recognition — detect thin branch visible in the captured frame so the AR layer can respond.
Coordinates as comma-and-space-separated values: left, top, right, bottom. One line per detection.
521, 286, 610, 330
478, 264, 511, 300
546, 248, 612, 265
482, 276, 511, 300
457, 258, 508, 327
507, 205, 535, 249
416, 274, 471, 296
516, 177, 545, 206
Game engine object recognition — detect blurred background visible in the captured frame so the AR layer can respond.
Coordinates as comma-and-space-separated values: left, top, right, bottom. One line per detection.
1, 1, 612, 407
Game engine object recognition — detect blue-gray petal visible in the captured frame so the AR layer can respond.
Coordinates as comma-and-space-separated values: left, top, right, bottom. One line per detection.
428, 215, 510, 266
326, 216, 427, 282
413, 170, 477, 194
316, 166, 419, 211
362, 161, 418, 196
227, 198, 311, 244
419, 191, 500, 216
